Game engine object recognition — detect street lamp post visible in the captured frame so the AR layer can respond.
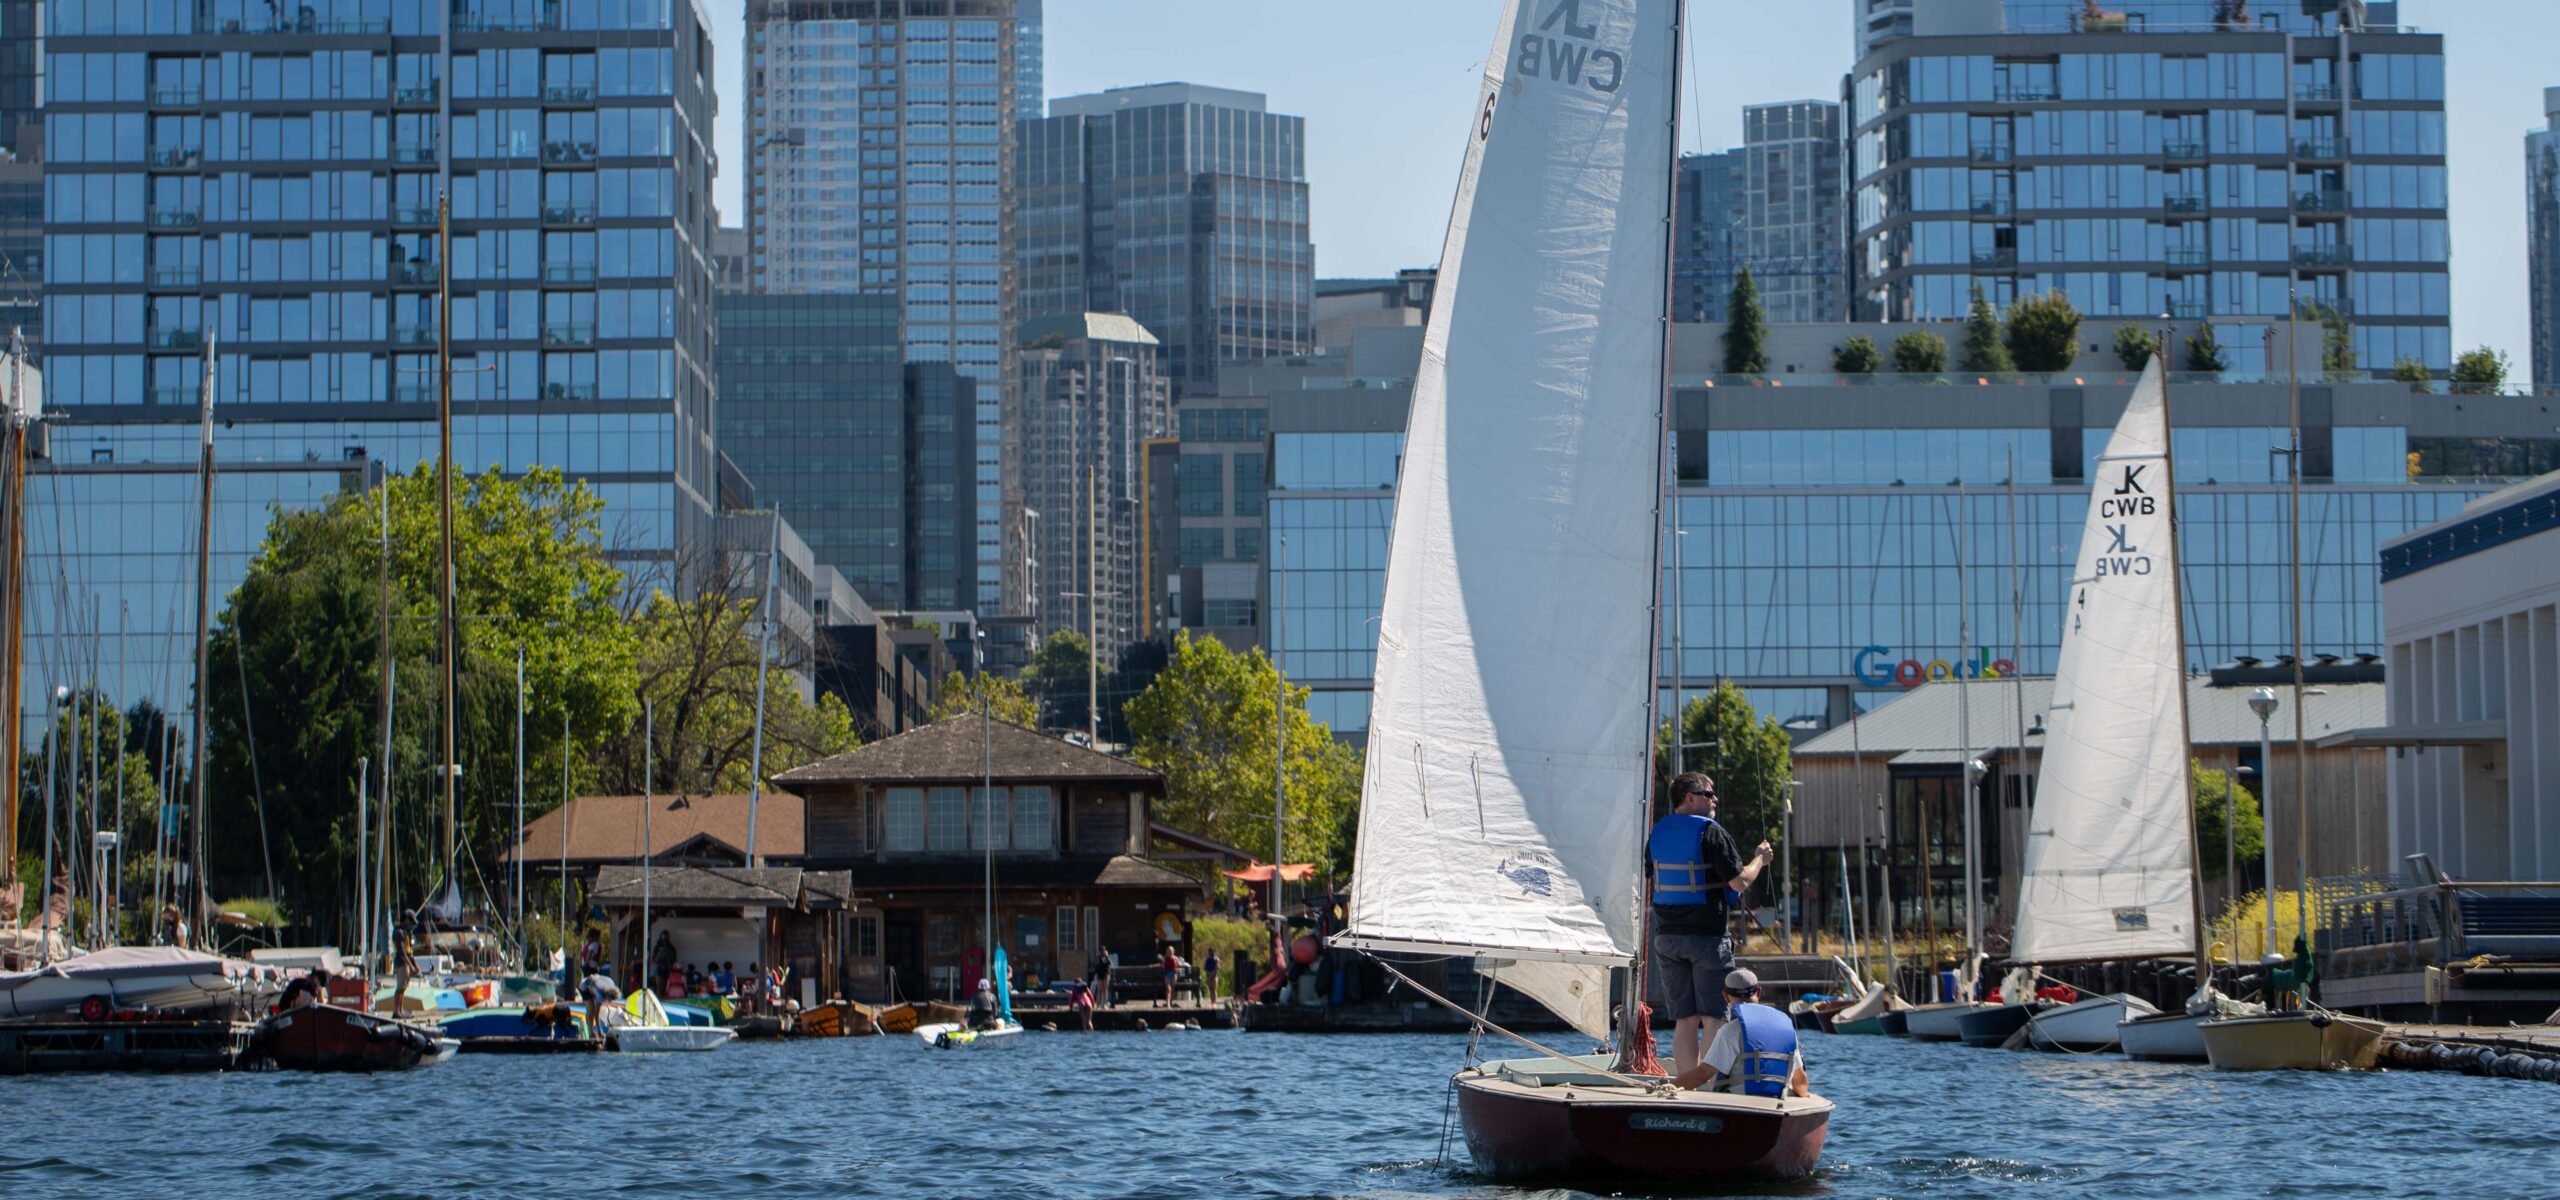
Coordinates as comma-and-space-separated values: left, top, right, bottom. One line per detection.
2247, 687, 2278, 957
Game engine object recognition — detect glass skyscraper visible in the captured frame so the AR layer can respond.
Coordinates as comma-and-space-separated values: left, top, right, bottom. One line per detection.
2529, 87, 2560, 393
33, 0, 722, 713
1019, 83, 1312, 397
0, 0, 38, 345
1015, 312, 1170, 665
1674, 149, 1743, 324
1848, 0, 2450, 374
1743, 100, 1847, 323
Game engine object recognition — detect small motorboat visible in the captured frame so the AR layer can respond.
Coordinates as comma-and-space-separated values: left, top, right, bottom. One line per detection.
1877, 1009, 1911, 1037
0, 946, 244, 1020
609, 991, 733, 1053
252, 1004, 457, 1072
1953, 1001, 2046, 1048
2027, 993, 2158, 1052
1902, 1002, 1990, 1042
435, 1004, 589, 1042
2118, 992, 2263, 1062
2199, 1010, 2386, 1072
917, 1021, 1021, 1049
1454, 1054, 1831, 1185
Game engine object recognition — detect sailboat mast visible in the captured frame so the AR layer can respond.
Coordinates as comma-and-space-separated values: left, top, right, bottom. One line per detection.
2155, 331, 2211, 979
0, 330, 27, 889
2287, 300, 2310, 945
744, 510, 779, 867
642, 697, 653, 988
188, 339, 217, 949
981, 667, 993, 996
1273, 532, 1286, 927
1955, 491, 1980, 979
376, 479, 394, 969
437, 190, 458, 904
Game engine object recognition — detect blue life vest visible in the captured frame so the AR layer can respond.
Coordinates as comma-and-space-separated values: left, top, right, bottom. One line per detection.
1725, 1002, 1798, 1098
1648, 813, 1717, 906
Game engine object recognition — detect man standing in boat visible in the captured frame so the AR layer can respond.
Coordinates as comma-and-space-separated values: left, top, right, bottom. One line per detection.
1647, 773, 1774, 1078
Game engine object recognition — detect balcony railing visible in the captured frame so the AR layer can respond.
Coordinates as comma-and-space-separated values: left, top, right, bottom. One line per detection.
2163, 247, 2209, 268
151, 266, 201, 288
147, 327, 203, 351
541, 323, 596, 348
543, 84, 597, 106
148, 146, 203, 170
393, 203, 438, 226
2292, 245, 2350, 268
1968, 196, 2014, 216
148, 387, 196, 406
2163, 192, 2206, 214
389, 261, 441, 287
2167, 300, 2209, 319
544, 382, 598, 404
391, 324, 441, 347
2163, 139, 2207, 161
2293, 137, 2344, 160
541, 204, 597, 227
392, 143, 441, 166
2294, 82, 2342, 102
542, 263, 598, 286
149, 206, 202, 229
453, 9, 555, 32
541, 141, 598, 166
1992, 85, 2058, 102
2294, 190, 2348, 214
392, 83, 440, 108
392, 384, 436, 405
1967, 142, 2015, 164
1970, 248, 2019, 269
149, 86, 202, 108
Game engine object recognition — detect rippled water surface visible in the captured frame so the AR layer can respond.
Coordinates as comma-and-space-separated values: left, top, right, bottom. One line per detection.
3, 1027, 2551, 1198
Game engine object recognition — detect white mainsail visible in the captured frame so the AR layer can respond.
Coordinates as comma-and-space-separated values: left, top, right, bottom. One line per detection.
1338, 0, 1678, 1039
2011, 360, 2199, 963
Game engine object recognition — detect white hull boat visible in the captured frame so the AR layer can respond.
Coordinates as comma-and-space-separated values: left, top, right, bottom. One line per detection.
0, 947, 243, 1020
2027, 993, 2157, 1051
611, 1024, 734, 1053
913, 1021, 1020, 1049
2117, 1008, 2213, 1061
1901, 1002, 1987, 1042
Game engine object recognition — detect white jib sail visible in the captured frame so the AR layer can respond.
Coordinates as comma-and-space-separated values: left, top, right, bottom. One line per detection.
1339, 0, 1678, 1040
2011, 360, 2199, 963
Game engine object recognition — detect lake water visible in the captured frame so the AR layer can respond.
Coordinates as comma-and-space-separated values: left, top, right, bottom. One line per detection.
2, 1025, 2549, 1198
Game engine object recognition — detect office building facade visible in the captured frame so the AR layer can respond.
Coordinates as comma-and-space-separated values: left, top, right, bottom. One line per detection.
1263, 324, 2560, 739
1674, 150, 1743, 324
1014, 313, 1170, 665
1019, 83, 1312, 396
2529, 87, 2560, 394
1848, 1, 2451, 374
0, 0, 39, 344
33, 0, 723, 713
1742, 101, 1847, 323
747, 0, 1023, 613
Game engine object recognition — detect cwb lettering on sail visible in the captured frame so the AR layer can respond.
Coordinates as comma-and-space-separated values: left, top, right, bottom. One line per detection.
2093, 462, 2162, 579
1515, 0, 1625, 94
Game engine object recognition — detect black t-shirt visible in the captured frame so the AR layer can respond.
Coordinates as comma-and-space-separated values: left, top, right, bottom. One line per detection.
1651, 817, 1745, 937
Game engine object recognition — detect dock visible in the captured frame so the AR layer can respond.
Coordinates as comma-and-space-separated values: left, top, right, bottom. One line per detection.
2379, 1022, 2560, 1082
0, 1021, 256, 1075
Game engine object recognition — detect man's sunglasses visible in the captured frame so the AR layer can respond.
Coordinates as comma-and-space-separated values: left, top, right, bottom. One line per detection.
1685, 788, 1717, 800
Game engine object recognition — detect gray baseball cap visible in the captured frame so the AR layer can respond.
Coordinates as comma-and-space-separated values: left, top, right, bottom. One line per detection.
1723, 968, 1760, 993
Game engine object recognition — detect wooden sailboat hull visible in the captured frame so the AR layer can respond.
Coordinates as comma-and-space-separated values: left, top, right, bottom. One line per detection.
1954, 1001, 2043, 1048
1903, 1002, 1986, 1041
872, 1002, 922, 1035
1455, 1071, 1830, 1185
2200, 1011, 2385, 1072
251, 1004, 450, 1072
2027, 993, 2157, 1052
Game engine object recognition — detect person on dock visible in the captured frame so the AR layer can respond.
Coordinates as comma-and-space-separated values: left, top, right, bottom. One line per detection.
1088, 949, 1113, 1008
579, 970, 623, 1038
1071, 982, 1096, 1031
1203, 949, 1222, 1003
1670, 969, 1810, 1097
1647, 772, 1774, 1079
1158, 946, 1183, 1008
1234, 952, 1253, 1004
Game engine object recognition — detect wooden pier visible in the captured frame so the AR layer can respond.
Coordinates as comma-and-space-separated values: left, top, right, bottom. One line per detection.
0, 1020, 256, 1075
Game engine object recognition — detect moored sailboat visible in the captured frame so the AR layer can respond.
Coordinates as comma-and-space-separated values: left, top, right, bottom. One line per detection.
1333, 0, 1828, 1185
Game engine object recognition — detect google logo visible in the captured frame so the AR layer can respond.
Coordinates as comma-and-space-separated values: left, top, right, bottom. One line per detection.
1853, 646, 2018, 689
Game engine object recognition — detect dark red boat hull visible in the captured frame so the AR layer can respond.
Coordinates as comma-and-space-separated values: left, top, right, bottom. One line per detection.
251, 1005, 444, 1073
1456, 1074, 1830, 1185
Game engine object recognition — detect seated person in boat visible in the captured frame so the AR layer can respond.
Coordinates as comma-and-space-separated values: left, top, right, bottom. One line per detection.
968, 978, 1000, 1029
713, 962, 736, 995
277, 973, 323, 1013
1647, 773, 1775, 1078
1672, 969, 1811, 1097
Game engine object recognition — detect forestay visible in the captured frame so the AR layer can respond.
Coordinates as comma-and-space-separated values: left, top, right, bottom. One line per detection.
2011, 361, 2199, 963
1339, 0, 1678, 1040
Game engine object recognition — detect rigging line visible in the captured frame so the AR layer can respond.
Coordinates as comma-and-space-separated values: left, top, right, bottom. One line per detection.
219, 498, 279, 905
1369, 954, 1672, 1095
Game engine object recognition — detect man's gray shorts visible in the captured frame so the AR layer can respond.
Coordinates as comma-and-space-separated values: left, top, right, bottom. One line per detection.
1651, 932, 1735, 1021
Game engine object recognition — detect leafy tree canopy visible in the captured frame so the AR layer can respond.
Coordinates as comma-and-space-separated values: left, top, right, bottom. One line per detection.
1891, 331, 1949, 374
1024, 630, 1094, 732
2452, 345, 2510, 394
1722, 267, 1769, 376
2113, 324, 2159, 371
1960, 287, 2014, 373
1833, 336, 1882, 374
2191, 761, 2264, 882
1125, 632, 1362, 878
1655, 682, 1795, 858
593, 588, 861, 797
930, 670, 1037, 727
2002, 290, 2082, 371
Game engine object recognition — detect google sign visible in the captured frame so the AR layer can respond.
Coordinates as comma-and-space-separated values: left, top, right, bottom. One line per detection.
1853, 646, 2017, 688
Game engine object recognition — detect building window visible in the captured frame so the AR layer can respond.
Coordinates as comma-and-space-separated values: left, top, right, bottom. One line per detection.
928, 785, 967, 850
970, 786, 1006, 851
1083, 906, 1101, 956
1011, 786, 1053, 850
1055, 905, 1078, 952
1178, 454, 1225, 516
853, 915, 880, 959
928, 913, 961, 956
885, 786, 924, 852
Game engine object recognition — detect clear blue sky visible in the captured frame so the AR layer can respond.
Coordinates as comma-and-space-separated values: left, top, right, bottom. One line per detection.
704, 0, 2558, 386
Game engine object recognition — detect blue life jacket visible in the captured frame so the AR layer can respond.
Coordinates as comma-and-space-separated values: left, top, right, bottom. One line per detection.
1648, 813, 1718, 906
1726, 1002, 1798, 1098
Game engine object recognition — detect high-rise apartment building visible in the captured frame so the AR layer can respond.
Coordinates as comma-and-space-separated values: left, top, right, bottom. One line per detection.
34, 0, 722, 710
0, 0, 39, 343
1674, 150, 1743, 323
1015, 313, 1170, 666
1850, 0, 2449, 375
1019, 83, 1312, 397
2529, 87, 2560, 393
1016, 0, 1042, 120
1743, 101, 1846, 323
747, 0, 1025, 614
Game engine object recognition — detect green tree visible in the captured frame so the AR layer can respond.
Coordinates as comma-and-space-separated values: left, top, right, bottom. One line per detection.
2295, 301, 2355, 381
2390, 357, 2433, 386
1960, 287, 2014, 373
1124, 632, 1363, 876
594, 588, 861, 796
2112, 324, 2160, 371
1654, 682, 1795, 859
1891, 330, 1949, 373
204, 465, 639, 938
2452, 346, 2511, 394
929, 671, 1037, 726
1722, 267, 1769, 376
1023, 630, 1095, 732
2002, 290, 2082, 371
2191, 761, 2264, 883
1832, 335, 1882, 374
2185, 320, 2229, 373
14, 690, 164, 930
